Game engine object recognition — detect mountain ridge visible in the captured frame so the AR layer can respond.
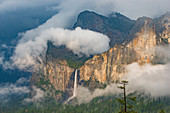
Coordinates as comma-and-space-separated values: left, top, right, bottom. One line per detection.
73, 10, 136, 46
31, 10, 170, 101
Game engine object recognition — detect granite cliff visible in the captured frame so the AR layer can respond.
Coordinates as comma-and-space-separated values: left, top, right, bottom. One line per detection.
31, 11, 170, 101
78, 12, 170, 85
73, 11, 135, 46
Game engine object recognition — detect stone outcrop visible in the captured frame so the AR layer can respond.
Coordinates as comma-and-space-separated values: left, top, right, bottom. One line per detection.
78, 15, 170, 84
73, 10, 135, 46
155, 12, 170, 44
31, 58, 75, 100
45, 60, 74, 92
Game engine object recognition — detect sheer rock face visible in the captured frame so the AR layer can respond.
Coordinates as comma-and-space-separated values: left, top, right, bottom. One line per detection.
79, 15, 170, 84
155, 12, 170, 44
127, 17, 157, 64
31, 59, 75, 101
45, 60, 74, 92
32, 12, 170, 94
31, 59, 74, 92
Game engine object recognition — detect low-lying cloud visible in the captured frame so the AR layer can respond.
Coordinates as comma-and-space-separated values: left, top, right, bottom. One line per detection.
125, 63, 170, 97
76, 45, 170, 103
76, 85, 120, 104
0, 77, 45, 103
124, 45, 170, 97
76, 62, 170, 104
9, 27, 110, 70
24, 86, 44, 103
0, 77, 30, 101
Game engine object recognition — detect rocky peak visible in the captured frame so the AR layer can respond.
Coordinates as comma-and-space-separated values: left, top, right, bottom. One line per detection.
127, 17, 154, 42
155, 12, 170, 44
73, 10, 135, 46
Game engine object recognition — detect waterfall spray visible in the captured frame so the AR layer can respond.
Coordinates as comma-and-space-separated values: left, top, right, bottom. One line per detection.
64, 69, 78, 104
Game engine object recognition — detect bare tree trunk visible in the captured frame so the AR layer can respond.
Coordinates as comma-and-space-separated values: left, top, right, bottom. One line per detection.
124, 83, 127, 112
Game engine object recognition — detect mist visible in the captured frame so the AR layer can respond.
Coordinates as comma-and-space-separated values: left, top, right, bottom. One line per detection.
112, 0, 170, 19
1, 0, 170, 70
0, 77, 30, 101
76, 45, 170, 103
125, 63, 170, 97
76, 63, 170, 104
0, 0, 60, 13
0, 77, 45, 103
1, 0, 169, 19
76, 85, 121, 104
7, 27, 110, 70
124, 45, 170, 97
24, 86, 44, 103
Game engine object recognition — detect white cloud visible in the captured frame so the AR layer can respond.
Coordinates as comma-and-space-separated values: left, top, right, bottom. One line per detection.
10, 27, 110, 70
76, 62, 170, 104
0, 77, 30, 96
112, 0, 170, 19
124, 62, 170, 97
76, 45, 170, 103
2, 0, 169, 70
0, 77, 44, 103
3, 0, 114, 70
1, 0, 169, 19
76, 84, 120, 104
0, 0, 60, 13
24, 86, 44, 103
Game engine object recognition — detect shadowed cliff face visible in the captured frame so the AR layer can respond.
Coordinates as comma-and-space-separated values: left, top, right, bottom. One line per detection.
31, 12, 170, 100
73, 11, 135, 46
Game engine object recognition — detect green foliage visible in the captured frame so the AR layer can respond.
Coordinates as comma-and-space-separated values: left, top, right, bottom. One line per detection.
0, 94, 170, 113
82, 77, 107, 91
129, 97, 136, 102
159, 109, 165, 113
46, 42, 91, 69
117, 98, 125, 104
117, 80, 136, 113
66, 57, 86, 69
122, 80, 128, 84
35, 74, 52, 91
118, 86, 125, 89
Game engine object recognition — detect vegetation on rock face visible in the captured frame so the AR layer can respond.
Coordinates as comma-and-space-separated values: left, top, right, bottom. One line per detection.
34, 73, 66, 102
81, 77, 107, 91
46, 41, 91, 69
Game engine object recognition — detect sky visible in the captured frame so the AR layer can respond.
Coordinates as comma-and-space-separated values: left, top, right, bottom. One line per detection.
0, 0, 170, 19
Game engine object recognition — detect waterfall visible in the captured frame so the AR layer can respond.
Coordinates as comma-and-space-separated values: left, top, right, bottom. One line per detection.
64, 69, 78, 104
73, 69, 77, 97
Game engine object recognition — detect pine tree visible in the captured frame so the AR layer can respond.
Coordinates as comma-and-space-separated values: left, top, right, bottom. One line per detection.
117, 80, 137, 113
159, 109, 165, 113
